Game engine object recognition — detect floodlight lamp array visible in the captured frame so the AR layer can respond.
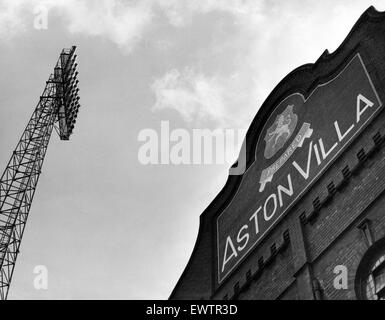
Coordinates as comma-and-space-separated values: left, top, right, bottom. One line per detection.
56, 46, 81, 140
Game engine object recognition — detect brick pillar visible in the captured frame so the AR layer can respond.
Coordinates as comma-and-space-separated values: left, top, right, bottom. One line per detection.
290, 217, 315, 300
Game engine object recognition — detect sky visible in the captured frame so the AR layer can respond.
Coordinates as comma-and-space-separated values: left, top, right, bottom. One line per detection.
0, 0, 385, 300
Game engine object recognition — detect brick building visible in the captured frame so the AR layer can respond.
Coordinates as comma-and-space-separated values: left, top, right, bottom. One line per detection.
170, 7, 385, 300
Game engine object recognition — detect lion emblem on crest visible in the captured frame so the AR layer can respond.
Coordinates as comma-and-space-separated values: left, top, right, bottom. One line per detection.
264, 104, 298, 159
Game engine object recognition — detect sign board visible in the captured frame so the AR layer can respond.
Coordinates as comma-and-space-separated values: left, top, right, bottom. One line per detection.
217, 53, 382, 283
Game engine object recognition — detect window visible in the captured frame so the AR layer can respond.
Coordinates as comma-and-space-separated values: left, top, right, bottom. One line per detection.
364, 254, 385, 300
355, 237, 385, 300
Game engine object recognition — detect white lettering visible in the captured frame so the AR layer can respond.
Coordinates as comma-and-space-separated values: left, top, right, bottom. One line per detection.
138, 129, 158, 164
319, 138, 337, 159
334, 120, 354, 142
264, 193, 277, 221
277, 174, 293, 207
356, 94, 374, 122
236, 225, 249, 251
170, 129, 190, 164
161, 121, 170, 164
313, 143, 322, 165
293, 141, 313, 179
222, 236, 238, 272
249, 207, 261, 235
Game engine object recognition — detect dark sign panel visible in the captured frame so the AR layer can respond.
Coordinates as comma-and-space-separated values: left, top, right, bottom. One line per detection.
217, 53, 382, 283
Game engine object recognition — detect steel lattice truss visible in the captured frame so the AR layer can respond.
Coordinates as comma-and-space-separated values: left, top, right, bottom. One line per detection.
0, 46, 80, 300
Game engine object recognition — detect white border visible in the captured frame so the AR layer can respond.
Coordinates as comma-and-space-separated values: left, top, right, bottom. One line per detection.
217, 53, 383, 284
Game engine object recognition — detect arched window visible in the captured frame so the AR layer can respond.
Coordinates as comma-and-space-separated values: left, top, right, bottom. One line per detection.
355, 237, 385, 300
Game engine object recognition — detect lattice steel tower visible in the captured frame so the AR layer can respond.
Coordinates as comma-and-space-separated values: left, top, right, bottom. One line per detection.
0, 46, 81, 299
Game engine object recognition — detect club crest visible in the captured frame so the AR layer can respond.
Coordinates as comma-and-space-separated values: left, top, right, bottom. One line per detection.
264, 104, 298, 159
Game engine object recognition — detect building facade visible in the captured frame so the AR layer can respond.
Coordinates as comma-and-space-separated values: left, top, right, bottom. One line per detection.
170, 7, 385, 300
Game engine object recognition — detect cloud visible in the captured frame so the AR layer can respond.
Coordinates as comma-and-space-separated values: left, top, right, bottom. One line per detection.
58, 0, 153, 51
150, 0, 385, 129
0, 0, 29, 40
154, 0, 262, 27
0, 0, 262, 49
151, 67, 256, 128
3, 0, 385, 127
0, 0, 154, 51
151, 68, 225, 126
